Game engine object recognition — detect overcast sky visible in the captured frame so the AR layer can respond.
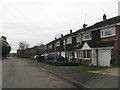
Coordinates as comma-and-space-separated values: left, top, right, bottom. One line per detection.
0, 0, 119, 53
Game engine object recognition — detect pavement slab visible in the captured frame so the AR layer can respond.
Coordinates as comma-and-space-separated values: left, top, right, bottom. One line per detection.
28, 60, 119, 88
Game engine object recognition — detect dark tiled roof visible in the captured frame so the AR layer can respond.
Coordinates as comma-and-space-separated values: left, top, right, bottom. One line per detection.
80, 15, 120, 32
46, 16, 120, 45
95, 40, 117, 48
46, 40, 56, 45
72, 15, 120, 33
77, 40, 117, 49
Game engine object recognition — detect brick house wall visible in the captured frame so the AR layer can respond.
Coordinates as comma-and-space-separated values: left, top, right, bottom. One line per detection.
111, 25, 120, 64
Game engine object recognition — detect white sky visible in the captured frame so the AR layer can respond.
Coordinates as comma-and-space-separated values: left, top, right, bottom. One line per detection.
0, 0, 119, 53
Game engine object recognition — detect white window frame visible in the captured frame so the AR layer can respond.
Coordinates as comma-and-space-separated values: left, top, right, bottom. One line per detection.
76, 35, 81, 42
45, 46, 47, 49
66, 37, 72, 44
82, 50, 91, 60
101, 27, 116, 38
49, 45, 52, 49
82, 32, 92, 41
56, 41, 60, 46
63, 40, 65, 45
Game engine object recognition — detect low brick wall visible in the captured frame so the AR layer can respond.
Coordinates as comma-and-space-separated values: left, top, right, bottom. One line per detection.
77, 59, 92, 66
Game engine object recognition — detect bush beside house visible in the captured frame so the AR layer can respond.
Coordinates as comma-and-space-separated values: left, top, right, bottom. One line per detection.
0, 36, 11, 57
2, 46, 11, 57
36, 56, 44, 62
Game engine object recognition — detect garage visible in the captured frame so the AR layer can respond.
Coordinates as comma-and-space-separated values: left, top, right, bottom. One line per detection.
98, 49, 111, 66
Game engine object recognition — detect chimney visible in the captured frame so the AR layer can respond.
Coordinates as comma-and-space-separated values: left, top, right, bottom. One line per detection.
83, 23, 87, 29
70, 29, 72, 34
61, 34, 63, 37
103, 14, 107, 21
55, 37, 57, 40
1, 36, 7, 40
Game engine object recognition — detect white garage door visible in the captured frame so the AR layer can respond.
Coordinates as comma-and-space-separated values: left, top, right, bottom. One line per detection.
98, 50, 111, 66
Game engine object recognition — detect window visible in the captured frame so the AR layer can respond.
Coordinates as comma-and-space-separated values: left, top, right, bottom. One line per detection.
66, 52, 69, 57
83, 50, 86, 58
76, 35, 81, 42
70, 52, 75, 58
82, 32, 92, 41
56, 41, 60, 46
45, 46, 47, 49
49, 45, 52, 49
101, 27, 115, 38
66, 37, 72, 44
63, 40, 65, 45
82, 50, 91, 59
52, 44, 54, 48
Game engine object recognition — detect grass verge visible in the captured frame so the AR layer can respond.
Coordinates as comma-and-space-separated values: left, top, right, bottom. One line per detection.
68, 66, 109, 72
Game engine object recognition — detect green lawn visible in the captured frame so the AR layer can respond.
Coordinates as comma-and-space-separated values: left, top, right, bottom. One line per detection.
68, 66, 107, 72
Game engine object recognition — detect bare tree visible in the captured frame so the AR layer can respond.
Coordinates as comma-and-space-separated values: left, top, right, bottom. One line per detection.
18, 41, 29, 50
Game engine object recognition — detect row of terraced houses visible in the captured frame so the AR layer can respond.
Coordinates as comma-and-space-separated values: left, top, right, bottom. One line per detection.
44, 15, 120, 66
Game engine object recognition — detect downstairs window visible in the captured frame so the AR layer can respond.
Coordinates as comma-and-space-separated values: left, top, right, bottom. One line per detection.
82, 50, 91, 60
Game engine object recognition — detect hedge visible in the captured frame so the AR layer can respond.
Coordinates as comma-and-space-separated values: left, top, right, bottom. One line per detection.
2, 46, 11, 57
45, 61, 79, 66
0, 39, 11, 57
36, 56, 44, 62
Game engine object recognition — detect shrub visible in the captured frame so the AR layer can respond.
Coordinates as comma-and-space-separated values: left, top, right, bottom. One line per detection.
45, 61, 79, 66
0, 39, 11, 57
2, 46, 11, 57
36, 56, 44, 62
69, 66, 105, 71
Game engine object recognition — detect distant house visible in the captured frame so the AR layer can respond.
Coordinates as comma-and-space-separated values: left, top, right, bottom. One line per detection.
17, 50, 26, 58
17, 45, 45, 58
45, 15, 120, 66
45, 30, 79, 62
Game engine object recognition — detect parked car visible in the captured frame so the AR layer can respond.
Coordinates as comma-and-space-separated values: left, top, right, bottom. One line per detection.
33, 55, 38, 59
44, 53, 67, 61
41, 53, 47, 57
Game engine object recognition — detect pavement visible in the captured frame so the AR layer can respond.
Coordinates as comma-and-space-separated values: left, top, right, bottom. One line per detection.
88, 67, 120, 77
28, 59, 119, 89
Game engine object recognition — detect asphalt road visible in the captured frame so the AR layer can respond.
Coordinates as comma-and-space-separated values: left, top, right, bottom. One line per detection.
0, 59, 2, 89
2, 57, 76, 88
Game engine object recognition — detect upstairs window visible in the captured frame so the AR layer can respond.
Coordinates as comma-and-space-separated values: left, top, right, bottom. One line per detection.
49, 45, 52, 49
60, 40, 64, 46
52, 44, 54, 48
101, 27, 115, 38
82, 32, 92, 41
56, 41, 60, 46
66, 37, 72, 44
45, 46, 47, 49
63, 40, 65, 45
76, 35, 81, 42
